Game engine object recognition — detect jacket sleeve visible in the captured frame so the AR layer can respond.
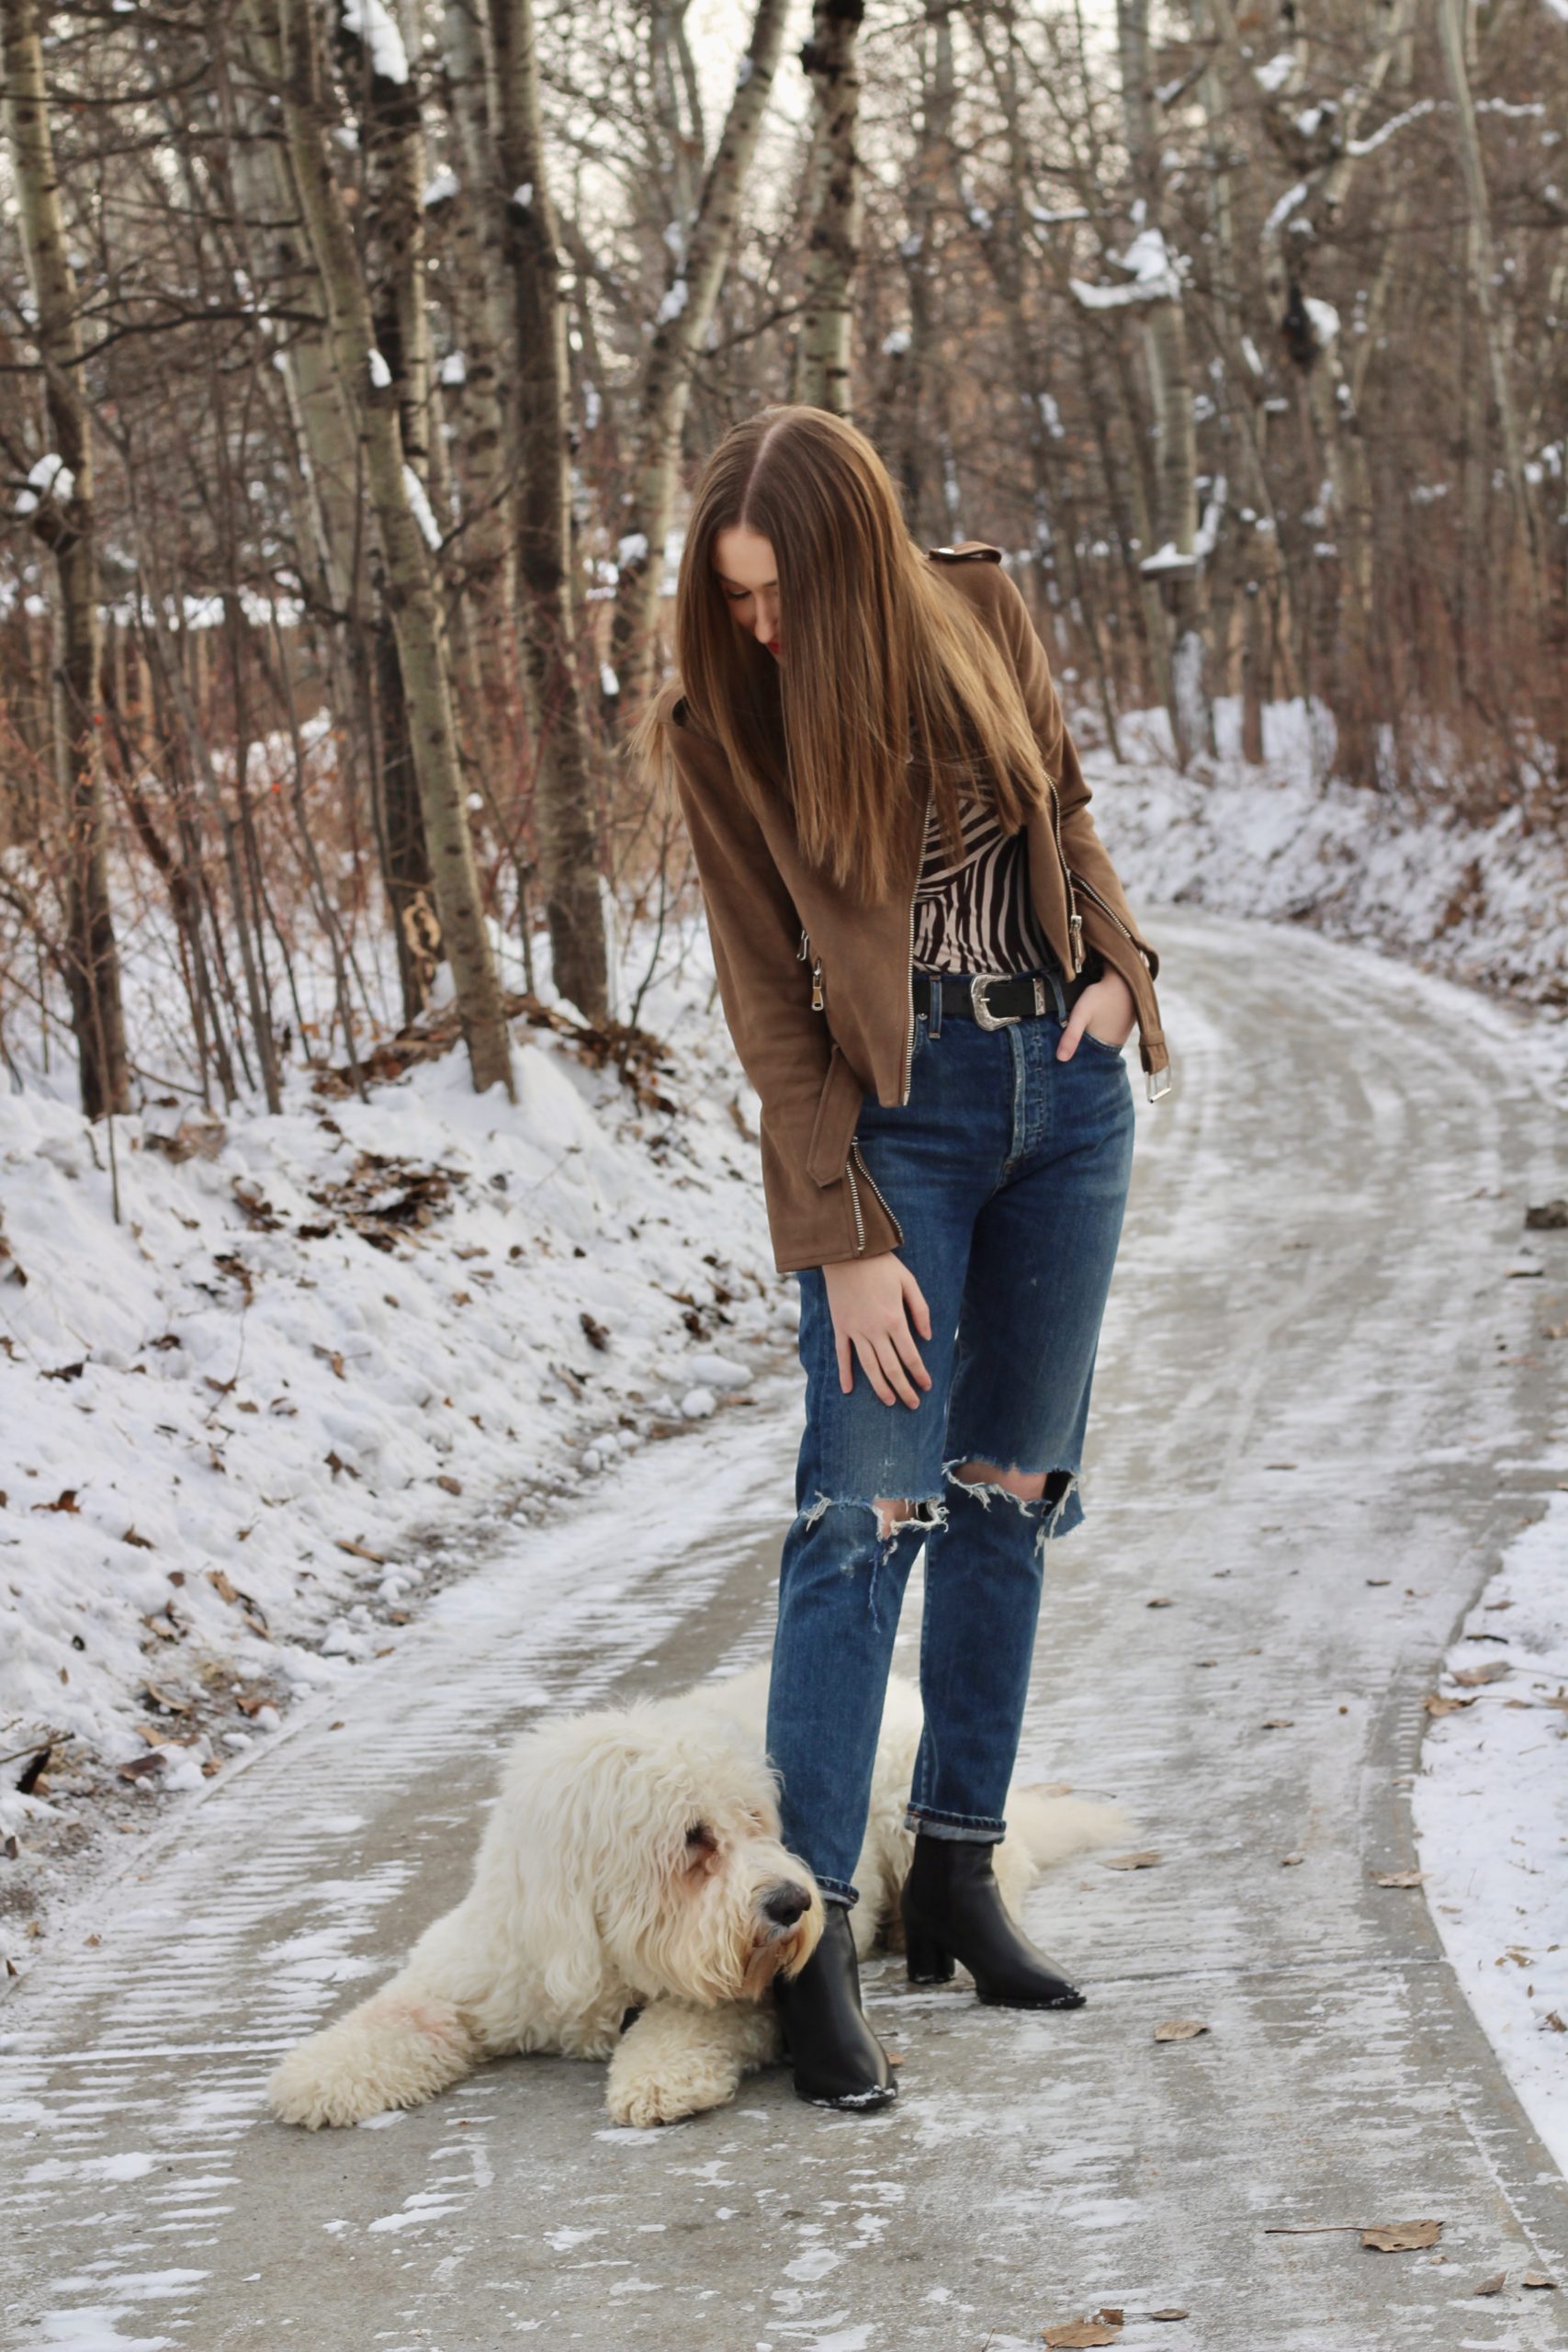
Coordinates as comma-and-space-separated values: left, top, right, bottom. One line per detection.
989, 566, 1169, 1078
669, 719, 888, 1275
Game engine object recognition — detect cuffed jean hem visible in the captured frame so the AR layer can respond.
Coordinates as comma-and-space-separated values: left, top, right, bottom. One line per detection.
818, 1878, 859, 1908
904, 1808, 1007, 1843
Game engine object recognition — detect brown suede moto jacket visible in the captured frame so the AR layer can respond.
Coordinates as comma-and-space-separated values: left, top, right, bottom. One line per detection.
668, 541, 1170, 1276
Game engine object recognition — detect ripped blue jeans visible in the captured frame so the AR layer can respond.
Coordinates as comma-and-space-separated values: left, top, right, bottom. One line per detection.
766, 967, 1135, 1905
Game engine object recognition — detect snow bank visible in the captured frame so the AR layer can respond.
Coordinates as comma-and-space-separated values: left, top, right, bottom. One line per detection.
0, 928, 792, 1931
1414, 1490, 1568, 2172
1084, 695, 1568, 1007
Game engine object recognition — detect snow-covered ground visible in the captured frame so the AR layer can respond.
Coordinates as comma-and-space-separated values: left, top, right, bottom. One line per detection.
0, 935, 792, 1929
1083, 694, 1568, 1007
5, 702, 1567, 2211
1415, 1490, 1568, 2177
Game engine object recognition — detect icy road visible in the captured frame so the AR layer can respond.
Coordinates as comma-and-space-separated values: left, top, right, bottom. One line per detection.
3, 909, 1566, 2352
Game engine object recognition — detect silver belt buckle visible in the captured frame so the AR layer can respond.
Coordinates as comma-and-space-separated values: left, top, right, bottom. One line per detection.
970, 974, 1023, 1030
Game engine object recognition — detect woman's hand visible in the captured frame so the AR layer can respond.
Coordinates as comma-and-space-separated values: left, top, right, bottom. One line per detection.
1057, 966, 1137, 1061
823, 1252, 933, 1406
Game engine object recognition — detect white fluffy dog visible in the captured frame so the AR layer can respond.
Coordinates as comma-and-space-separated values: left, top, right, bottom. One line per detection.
267, 1661, 1125, 2132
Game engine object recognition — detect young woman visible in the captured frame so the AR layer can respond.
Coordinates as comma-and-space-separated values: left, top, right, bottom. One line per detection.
636, 406, 1169, 2111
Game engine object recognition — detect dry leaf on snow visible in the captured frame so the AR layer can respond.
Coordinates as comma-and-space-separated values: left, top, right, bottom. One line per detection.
1101, 1850, 1161, 1871
1149, 2313, 1190, 2324
1154, 2018, 1210, 2041
1042, 2324, 1120, 2348
1450, 1660, 1509, 1688
1472, 2273, 1506, 2296
1523, 2271, 1558, 2288
1424, 1693, 1476, 1716
1370, 1870, 1427, 1888
1361, 2220, 1443, 2253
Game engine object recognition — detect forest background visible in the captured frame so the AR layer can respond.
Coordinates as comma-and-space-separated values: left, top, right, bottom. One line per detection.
4, 0, 1565, 1121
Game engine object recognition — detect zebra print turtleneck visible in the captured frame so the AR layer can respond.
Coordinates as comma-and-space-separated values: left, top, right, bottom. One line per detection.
910, 788, 1060, 978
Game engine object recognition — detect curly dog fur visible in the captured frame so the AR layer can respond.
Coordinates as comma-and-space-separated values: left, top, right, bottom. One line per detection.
267, 1660, 1126, 2132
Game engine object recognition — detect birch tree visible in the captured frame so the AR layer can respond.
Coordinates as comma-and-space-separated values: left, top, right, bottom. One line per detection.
270, 0, 514, 1096
608, 0, 791, 712
797, 0, 863, 415
2, 0, 130, 1118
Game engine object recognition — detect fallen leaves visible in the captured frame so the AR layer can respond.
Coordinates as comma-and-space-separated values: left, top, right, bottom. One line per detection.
1101, 1850, 1161, 1871
1424, 1692, 1476, 1716
1149, 2313, 1189, 2324
1361, 2220, 1443, 2253
1153, 2018, 1209, 2041
1523, 2271, 1559, 2289
31, 1488, 80, 1514
121, 1526, 155, 1549
1042, 2322, 1119, 2347
335, 1538, 387, 1565
1370, 1870, 1427, 1889
1450, 1659, 1510, 1688
1472, 2273, 1506, 2296
143, 1114, 225, 1162
1260, 1717, 1294, 1729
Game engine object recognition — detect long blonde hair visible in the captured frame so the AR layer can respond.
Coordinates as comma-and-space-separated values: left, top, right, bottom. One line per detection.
631, 405, 1053, 905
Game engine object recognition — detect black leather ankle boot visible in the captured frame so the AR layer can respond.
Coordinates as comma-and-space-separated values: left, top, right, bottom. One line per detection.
773, 1901, 897, 2109
901, 1832, 1086, 2009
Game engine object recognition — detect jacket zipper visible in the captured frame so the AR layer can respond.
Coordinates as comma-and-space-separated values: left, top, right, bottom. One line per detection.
1046, 779, 1085, 975
1066, 866, 1146, 959
798, 925, 824, 1011
845, 1152, 866, 1251
900, 775, 933, 1103
850, 1138, 903, 1248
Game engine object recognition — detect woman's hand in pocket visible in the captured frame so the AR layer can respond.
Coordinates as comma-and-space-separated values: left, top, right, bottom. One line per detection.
1057, 967, 1137, 1060
823, 1252, 932, 1407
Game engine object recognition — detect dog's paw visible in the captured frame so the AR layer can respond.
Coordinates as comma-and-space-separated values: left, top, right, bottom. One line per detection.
267, 1992, 476, 2129
605, 2067, 729, 2129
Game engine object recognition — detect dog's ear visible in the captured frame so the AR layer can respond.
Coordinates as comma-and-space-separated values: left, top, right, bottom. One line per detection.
499, 1720, 623, 2015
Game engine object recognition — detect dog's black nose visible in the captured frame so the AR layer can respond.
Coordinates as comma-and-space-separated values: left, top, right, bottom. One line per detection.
762, 1881, 812, 1927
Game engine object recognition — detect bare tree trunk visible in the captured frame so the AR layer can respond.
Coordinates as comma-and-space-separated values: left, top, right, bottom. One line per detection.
609, 0, 791, 711
2, 0, 130, 1118
489, 0, 610, 1023
1114, 0, 1211, 764
797, 0, 863, 415
270, 0, 513, 1095
1435, 0, 1537, 573
439, 0, 525, 765
226, 36, 435, 1019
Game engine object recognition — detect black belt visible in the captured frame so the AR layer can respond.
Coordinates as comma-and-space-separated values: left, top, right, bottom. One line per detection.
913, 969, 1063, 1028
913, 961, 1097, 1030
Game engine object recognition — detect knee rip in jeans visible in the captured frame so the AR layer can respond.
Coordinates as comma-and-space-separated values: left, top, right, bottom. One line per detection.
941, 1455, 1079, 1558
797, 1491, 947, 1630
800, 1490, 948, 1546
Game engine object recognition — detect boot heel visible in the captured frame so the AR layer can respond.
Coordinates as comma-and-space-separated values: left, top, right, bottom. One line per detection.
905, 1931, 955, 1984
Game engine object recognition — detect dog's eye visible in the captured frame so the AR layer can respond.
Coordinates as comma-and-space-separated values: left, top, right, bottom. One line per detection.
684, 1821, 716, 1857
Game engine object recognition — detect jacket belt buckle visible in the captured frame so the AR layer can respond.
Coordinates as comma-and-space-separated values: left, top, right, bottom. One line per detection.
970, 974, 1023, 1029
